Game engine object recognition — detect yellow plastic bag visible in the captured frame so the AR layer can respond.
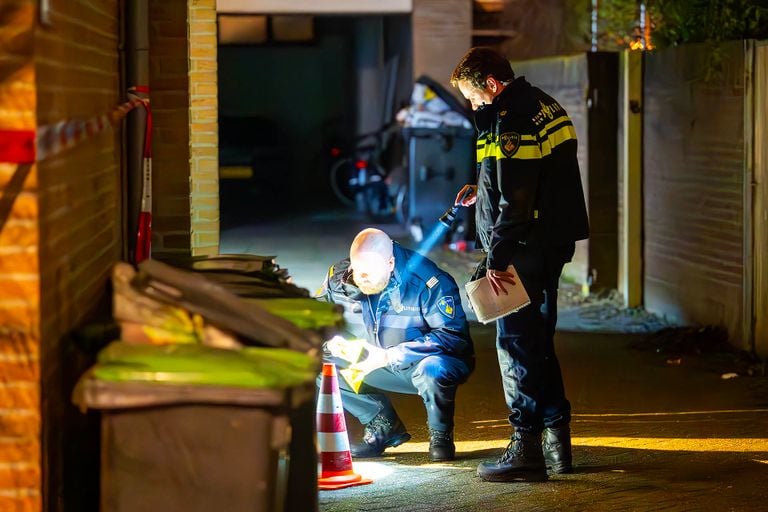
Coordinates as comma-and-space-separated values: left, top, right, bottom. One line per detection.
324, 337, 373, 393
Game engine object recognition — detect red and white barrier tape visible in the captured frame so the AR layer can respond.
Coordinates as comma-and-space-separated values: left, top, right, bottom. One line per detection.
0, 91, 148, 164
0, 87, 154, 264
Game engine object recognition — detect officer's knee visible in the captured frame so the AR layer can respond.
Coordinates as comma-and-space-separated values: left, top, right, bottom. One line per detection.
412, 356, 462, 386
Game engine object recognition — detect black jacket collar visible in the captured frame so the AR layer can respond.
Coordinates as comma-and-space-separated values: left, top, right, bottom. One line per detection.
474, 76, 531, 131
493, 76, 529, 108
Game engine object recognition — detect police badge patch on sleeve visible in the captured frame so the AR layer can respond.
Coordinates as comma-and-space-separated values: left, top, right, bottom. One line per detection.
500, 132, 520, 158
437, 296, 455, 319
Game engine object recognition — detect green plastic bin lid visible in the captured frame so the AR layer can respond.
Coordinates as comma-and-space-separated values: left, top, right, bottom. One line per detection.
92, 342, 317, 389
248, 298, 343, 330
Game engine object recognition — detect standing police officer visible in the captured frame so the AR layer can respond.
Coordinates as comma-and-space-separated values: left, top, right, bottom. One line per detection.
450, 47, 589, 481
318, 228, 474, 461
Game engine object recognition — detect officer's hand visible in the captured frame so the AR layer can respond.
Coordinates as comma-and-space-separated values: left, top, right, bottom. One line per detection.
351, 343, 389, 374
323, 336, 353, 361
455, 184, 478, 207
487, 268, 517, 296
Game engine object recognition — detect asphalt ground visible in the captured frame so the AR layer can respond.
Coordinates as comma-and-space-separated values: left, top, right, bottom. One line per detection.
319, 325, 768, 512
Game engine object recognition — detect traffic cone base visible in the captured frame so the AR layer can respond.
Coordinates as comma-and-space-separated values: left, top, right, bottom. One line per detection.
317, 362, 373, 490
318, 472, 372, 491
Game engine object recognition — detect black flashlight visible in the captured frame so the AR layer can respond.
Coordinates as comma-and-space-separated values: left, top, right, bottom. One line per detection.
439, 205, 460, 227
439, 188, 473, 227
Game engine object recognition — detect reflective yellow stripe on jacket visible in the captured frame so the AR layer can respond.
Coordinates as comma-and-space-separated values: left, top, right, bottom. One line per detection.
538, 118, 577, 157
476, 134, 540, 160
476, 117, 577, 162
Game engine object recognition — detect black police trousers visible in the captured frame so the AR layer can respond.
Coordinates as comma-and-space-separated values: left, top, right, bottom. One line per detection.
320, 353, 471, 432
495, 242, 574, 433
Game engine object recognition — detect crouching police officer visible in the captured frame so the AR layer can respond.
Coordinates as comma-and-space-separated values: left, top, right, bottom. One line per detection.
317, 228, 474, 461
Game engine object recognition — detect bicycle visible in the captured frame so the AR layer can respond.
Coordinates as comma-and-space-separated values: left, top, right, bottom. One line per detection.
328, 123, 407, 223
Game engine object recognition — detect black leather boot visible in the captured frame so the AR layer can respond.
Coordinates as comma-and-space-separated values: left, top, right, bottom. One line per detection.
543, 425, 573, 474
350, 412, 411, 458
428, 429, 455, 462
476, 430, 548, 482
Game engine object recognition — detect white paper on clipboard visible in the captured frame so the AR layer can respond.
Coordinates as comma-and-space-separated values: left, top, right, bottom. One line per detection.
465, 264, 531, 324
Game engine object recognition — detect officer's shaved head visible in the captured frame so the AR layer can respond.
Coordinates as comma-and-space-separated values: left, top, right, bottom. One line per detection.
350, 228, 393, 259
349, 228, 395, 295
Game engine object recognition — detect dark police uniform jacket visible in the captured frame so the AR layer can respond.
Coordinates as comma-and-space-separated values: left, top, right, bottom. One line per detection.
474, 76, 590, 271
318, 243, 474, 372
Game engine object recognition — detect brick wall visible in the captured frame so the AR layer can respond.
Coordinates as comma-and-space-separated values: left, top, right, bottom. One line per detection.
412, 0, 471, 99
493, 0, 590, 60
34, 0, 121, 510
644, 42, 747, 346
0, 1, 41, 511
2, 1, 218, 510
149, 0, 192, 258
188, 0, 219, 256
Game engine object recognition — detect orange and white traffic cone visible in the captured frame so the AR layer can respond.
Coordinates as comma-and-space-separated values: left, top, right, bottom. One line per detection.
317, 362, 373, 490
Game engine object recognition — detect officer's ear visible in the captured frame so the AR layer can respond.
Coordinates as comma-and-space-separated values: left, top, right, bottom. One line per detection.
486, 76, 499, 93
387, 256, 395, 273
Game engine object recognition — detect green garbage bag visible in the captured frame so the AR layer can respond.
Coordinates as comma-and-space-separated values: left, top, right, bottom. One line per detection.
93, 342, 317, 389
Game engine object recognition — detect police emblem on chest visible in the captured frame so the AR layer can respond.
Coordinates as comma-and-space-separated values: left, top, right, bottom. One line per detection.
437, 296, 455, 319
500, 132, 520, 157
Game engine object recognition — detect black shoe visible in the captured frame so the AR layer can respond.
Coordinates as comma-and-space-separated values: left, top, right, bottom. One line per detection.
543, 425, 573, 474
350, 412, 411, 458
476, 430, 548, 482
428, 429, 455, 462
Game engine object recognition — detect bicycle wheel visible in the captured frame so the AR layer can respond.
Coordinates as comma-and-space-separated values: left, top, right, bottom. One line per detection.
329, 158, 357, 207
